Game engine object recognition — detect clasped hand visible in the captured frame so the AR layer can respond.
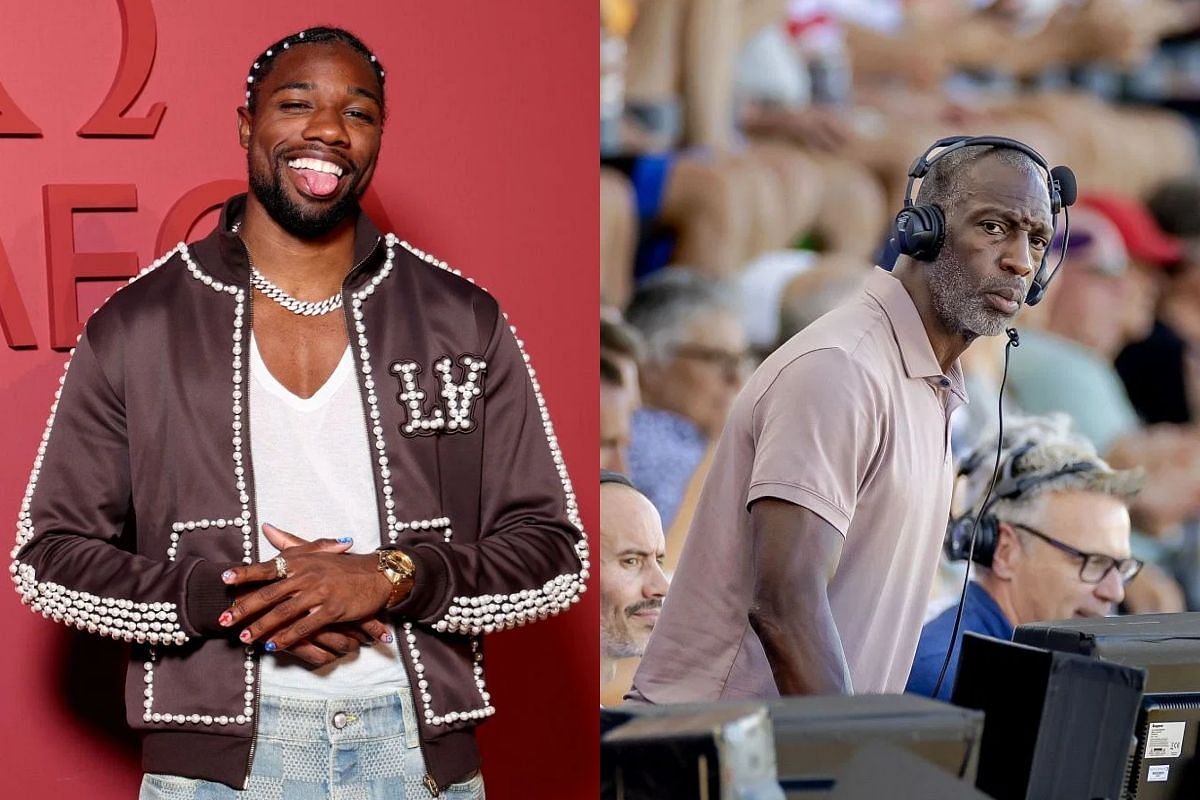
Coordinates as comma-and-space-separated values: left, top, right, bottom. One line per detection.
218, 523, 394, 666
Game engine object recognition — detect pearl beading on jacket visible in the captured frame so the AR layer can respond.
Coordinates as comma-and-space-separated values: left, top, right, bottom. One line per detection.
390, 361, 445, 434
390, 355, 488, 436
142, 242, 258, 727
438, 355, 486, 432
394, 240, 591, 637
142, 644, 256, 727
348, 235, 405, 541
167, 517, 250, 562
403, 621, 495, 727
10, 245, 190, 647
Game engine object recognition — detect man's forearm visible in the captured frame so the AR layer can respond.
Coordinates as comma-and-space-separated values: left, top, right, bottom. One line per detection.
750, 589, 852, 695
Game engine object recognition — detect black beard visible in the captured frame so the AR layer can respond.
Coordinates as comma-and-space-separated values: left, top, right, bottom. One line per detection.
248, 155, 360, 239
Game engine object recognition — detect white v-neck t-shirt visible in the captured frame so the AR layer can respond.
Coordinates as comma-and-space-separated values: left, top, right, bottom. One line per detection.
249, 333, 408, 697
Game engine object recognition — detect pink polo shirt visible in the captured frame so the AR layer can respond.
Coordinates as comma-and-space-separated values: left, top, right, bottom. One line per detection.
630, 268, 967, 699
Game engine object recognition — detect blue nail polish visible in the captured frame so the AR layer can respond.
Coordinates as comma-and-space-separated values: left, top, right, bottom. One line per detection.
264, 641, 277, 652
382, 633, 394, 644
221, 570, 236, 583
337, 536, 353, 544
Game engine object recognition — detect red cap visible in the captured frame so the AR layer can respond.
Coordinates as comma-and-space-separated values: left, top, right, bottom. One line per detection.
1079, 193, 1183, 267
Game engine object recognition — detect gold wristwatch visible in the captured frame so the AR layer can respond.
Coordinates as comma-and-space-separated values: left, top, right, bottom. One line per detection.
377, 548, 416, 607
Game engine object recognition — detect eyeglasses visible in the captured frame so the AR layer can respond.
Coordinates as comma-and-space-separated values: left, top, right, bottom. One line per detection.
672, 344, 753, 378
1011, 523, 1144, 584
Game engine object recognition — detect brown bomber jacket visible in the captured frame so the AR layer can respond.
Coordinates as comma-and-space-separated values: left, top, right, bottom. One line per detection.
10, 195, 589, 792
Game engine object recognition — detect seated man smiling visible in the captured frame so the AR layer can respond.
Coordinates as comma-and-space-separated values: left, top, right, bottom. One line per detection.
908, 414, 1144, 700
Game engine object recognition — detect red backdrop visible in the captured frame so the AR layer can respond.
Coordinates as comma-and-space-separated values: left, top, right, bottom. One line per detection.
0, 3, 599, 798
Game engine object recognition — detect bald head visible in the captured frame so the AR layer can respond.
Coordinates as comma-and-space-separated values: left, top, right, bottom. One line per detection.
599, 482, 668, 661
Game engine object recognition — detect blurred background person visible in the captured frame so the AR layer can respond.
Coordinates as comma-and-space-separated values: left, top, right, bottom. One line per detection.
624, 270, 751, 530
600, 317, 646, 473
600, 471, 669, 705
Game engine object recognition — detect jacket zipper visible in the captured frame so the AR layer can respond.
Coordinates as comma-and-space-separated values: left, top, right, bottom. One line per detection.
340, 236, 441, 798
241, 241, 262, 788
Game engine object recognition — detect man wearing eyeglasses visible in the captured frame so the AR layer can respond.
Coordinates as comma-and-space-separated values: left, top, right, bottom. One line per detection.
907, 415, 1144, 701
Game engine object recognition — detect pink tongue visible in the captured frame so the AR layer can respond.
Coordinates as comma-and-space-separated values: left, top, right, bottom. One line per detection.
297, 168, 338, 197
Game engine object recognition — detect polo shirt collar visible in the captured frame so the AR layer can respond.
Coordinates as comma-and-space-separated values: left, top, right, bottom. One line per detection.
865, 268, 968, 403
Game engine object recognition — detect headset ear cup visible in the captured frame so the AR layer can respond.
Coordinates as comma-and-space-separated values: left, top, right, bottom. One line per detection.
944, 515, 975, 561
944, 513, 1000, 566
894, 205, 945, 262
971, 514, 1000, 567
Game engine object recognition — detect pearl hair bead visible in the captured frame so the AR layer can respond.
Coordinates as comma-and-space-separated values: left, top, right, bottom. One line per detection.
244, 30, 386, 112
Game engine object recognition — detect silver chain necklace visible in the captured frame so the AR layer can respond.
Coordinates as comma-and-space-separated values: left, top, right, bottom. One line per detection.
231, 221, 344, 317
248, 268, 343, 316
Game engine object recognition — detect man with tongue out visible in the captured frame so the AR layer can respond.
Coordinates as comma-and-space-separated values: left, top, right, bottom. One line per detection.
11, 26, 586, 798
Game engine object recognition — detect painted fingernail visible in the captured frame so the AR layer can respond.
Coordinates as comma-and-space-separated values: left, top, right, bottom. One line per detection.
221, 570, 236, 584
382, 633, 394, 643
337, 536, 353, 544
264, 641, 277, 652
218, 611, 232, 627
239, 630, 251, 642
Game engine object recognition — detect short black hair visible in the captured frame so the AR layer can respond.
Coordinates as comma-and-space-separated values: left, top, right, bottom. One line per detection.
245, 26, 387, 122
1147, 175, 1200, 238
600, 317, 645, 362
916, 145, 1043, 217
601, 355, 624, 387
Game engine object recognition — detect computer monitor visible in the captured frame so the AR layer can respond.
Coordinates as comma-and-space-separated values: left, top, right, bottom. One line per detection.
950, 633, 1145, 800
1015, 612, 1200, 799
602, 695, 984, 798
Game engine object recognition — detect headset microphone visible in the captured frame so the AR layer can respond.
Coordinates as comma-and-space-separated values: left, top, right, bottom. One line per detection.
1052, 164, 1078, 207
1024, 163, 1076, 307
1005, 328, 1020, 348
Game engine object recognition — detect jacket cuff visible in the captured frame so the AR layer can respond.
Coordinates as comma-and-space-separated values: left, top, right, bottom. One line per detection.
184, 560, 237, 637
388, 545, 449, 621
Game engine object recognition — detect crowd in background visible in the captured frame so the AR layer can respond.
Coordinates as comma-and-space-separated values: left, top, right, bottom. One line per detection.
599, 0, 1200, 702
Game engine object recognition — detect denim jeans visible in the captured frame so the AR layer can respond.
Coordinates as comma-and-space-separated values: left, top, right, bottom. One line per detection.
139, 692, 485, 799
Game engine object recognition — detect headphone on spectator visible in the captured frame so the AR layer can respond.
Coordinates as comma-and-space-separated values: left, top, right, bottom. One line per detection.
944, 441, 1098, 568
892, 135, 1078, 306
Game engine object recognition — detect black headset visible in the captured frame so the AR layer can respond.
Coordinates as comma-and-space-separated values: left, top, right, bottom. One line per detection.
892, 135, 1078, 307
944, 441, 1097, 567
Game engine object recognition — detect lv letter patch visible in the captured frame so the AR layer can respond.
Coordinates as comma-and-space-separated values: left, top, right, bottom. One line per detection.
390, 355, 487, 436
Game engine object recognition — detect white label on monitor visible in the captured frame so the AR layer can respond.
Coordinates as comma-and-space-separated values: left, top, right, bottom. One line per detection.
1145, 722, 1186, 758
1148, 764, 1170, 782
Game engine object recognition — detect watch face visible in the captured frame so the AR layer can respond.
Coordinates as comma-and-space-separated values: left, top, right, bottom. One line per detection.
383, 549, 415, 579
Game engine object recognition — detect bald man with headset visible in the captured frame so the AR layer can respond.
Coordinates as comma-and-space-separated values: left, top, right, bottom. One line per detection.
629, 136, 1077, 701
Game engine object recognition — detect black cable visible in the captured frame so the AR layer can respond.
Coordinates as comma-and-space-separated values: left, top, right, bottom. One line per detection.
930, 327, 1020, 700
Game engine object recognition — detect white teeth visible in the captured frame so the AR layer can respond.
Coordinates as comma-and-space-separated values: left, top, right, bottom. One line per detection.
286, 157, 344, 177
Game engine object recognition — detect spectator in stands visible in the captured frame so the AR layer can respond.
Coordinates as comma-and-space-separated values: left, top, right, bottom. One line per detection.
1006, 204, 1200, 536
1121, 175, 1200, 425
601, 316, 645, 404
602, 355, 636, 473
606, 0, 827, 286
908, 414, 1143, 700
625, 270, 750, 528
600, 470, 668, 701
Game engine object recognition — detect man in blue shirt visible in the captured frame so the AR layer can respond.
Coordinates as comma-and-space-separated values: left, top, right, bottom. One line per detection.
908, 414, 1144, 700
